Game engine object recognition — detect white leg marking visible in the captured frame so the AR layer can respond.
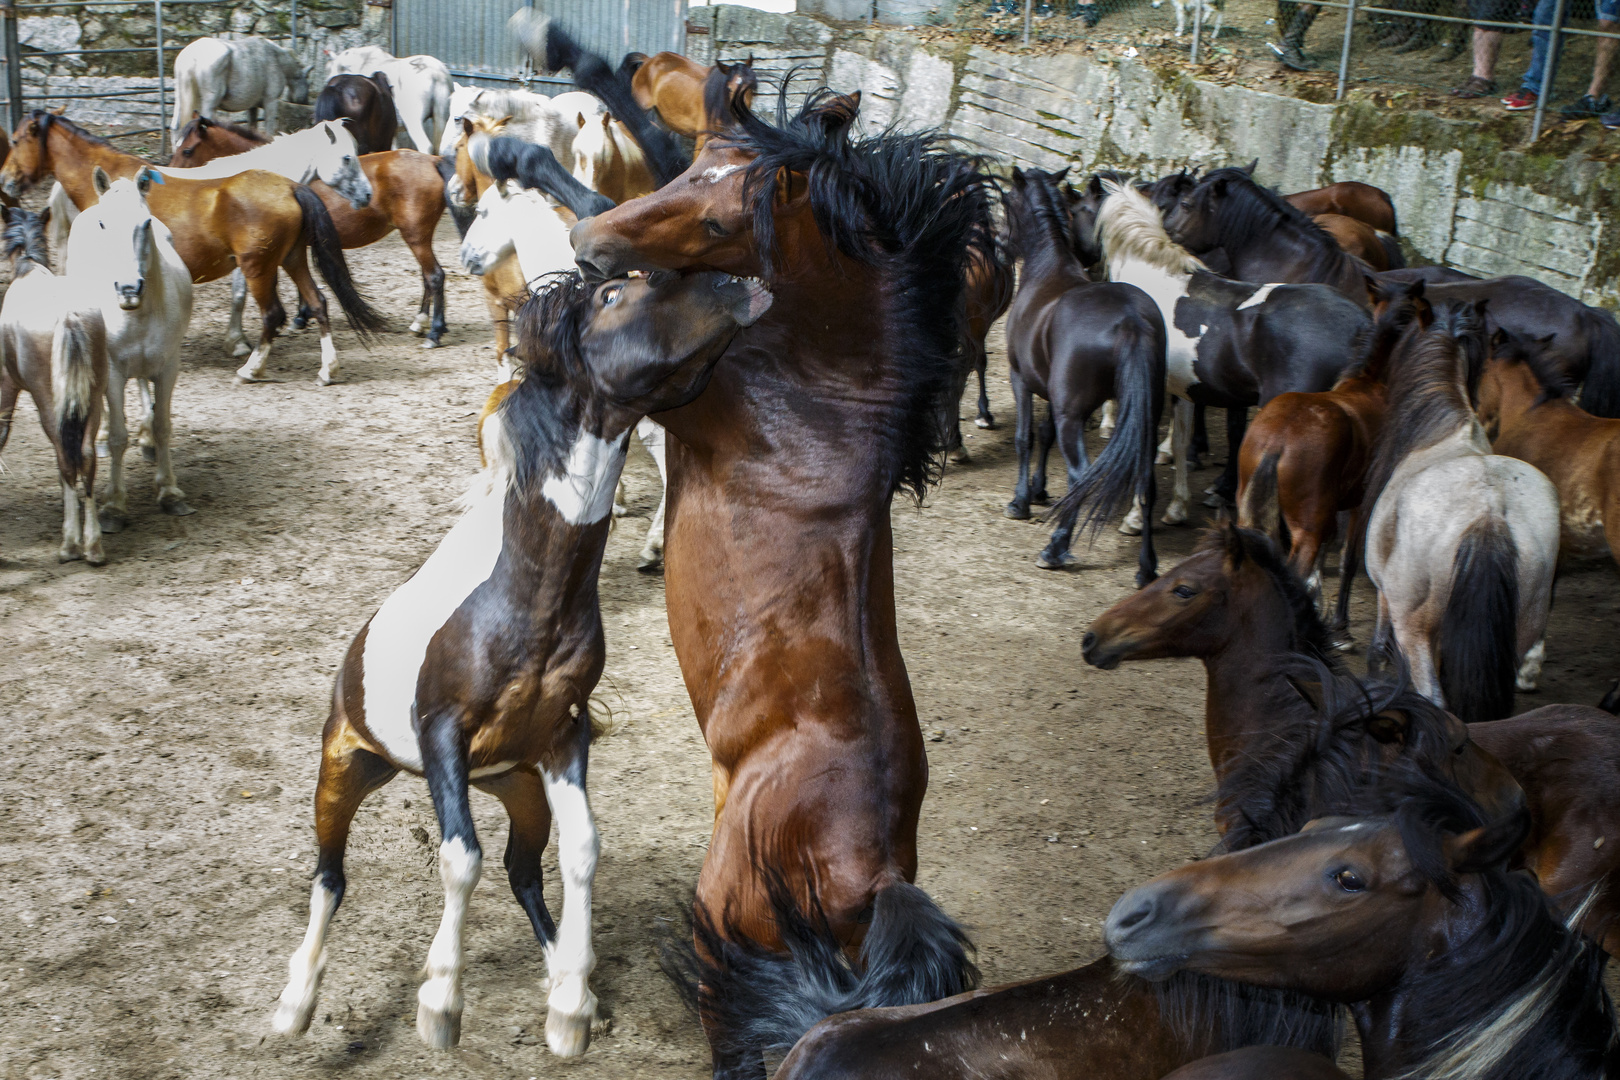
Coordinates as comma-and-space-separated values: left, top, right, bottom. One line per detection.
1517, 638, 1546, 692
274, 881, 339, 1035
236, 339, 271, 382
317, 334, 338, 386
1098, 399, 1117, 440
417, 838, 481, 1049
59, 480, 82, 562
226, 269, 251, 358
82, 493, 104, 566
1156, 428, 1173, 465
362, 482, 507, 773
636, 419, 667, 566
409, 311, 427, 335
1121, 495, 1144, 536
540, 771, 599, 1057
1165, 399, 1193, 525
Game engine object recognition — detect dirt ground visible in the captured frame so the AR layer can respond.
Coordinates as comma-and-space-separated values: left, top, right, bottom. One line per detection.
2, 212, 1617, 1080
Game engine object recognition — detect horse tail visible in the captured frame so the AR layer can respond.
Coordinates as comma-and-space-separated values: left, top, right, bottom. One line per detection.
665, 874, 978, 1058
1577, 308, 1620, 419
292, 183, 387, 342
1437, 515, 1520, 724
51, 311, 97, 476
1238, 451, 1283, 546
434, 154, 475, 239
1380, 191, 1399, 237
1376, 231, 1404, 270
1047, 317, 1161, 539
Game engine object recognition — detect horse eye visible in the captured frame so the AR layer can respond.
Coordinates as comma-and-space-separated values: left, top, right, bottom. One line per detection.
1333, 869, 1366, 892
702, 218, 727, 238
600, 284, 623, 306
1171, 585, 1196, 599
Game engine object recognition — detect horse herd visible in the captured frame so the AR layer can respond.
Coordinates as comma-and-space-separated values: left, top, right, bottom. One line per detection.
3, 14, 1619, 1080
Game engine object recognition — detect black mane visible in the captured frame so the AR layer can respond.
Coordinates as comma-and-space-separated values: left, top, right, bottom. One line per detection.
1205, 523, 1337, 663
1195, 167, 1367, 281
476, 135, 616, 219
502, 272, 598, 492
1008, 166, 1080, 267
715, 82, 1001, 503
1, 206, 50, 274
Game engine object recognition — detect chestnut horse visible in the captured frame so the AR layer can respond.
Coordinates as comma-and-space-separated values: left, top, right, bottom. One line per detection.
171, 116, 451, 347
567, 74, 990, 1077
623, 50, 757, 144
0, 111, 384, 382
270, 269, 771, 1056
1105, 777, 1618, 1080
1286, 179, 1398, 235
1312, 212, 1400, 271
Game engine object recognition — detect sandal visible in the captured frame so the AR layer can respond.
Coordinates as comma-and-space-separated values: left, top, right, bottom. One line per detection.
1450, 76, 1498, 98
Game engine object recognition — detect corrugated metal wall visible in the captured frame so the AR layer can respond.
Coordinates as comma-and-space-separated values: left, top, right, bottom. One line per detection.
394, 0, 687, 86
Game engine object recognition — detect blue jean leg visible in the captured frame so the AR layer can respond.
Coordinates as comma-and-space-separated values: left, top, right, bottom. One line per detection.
1522, 0, 1559, 93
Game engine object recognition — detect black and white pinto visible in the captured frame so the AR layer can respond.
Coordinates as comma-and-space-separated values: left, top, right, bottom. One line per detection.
1093, 179, 1370, 531
271, 270, 771, 1055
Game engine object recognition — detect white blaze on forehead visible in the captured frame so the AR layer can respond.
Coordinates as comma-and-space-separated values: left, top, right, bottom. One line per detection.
1236, 282, 1281, 310
543, 431, 631, 525
361, 483, 507, 772
702, 163, 744, 184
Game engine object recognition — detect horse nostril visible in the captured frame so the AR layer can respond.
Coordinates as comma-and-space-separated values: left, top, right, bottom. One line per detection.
1115, 898, 1155, 932
1081, 631, 1097, 653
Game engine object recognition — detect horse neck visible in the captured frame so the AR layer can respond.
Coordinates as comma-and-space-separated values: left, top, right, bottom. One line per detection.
48, 127, 142, 207
1014, 197, 1083, 280
1200, 576, 1311, 776
1223, 206, 1346, 285
500, 382, 637, 547
1491, 361, 1547, 428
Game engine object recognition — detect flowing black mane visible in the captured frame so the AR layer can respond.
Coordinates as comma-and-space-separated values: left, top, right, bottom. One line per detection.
501, 271, 599, 492
1194, 167, 1366, 280
714, 82, 1001, 503
2, 206, 51, 275
475, 135, 616, 219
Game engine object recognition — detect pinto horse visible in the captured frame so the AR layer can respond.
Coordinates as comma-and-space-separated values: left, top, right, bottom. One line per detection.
171, 117, 453, 348
568, 75, 990, 1076
0, 112, 385, 384
313, 73, 398, 156
1105, 778, 1618, 1080
271, 269, 771, 1056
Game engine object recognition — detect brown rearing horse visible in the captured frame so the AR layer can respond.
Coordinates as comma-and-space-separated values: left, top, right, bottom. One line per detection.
1236, 276, 1430, 637
0, 111, 384, 379
171, 116, 451, 347
623, 50, 757, 145
565, 68, 988, 1079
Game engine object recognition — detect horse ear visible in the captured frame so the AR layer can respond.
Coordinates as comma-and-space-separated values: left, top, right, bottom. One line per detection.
1363, 274, 1387, 308
775, 167, 809, 208
1415, 295, 1435, 330
1053, 167, 1071, 185
92, 165, 111, 196
1221, 519, 1246, 567
1473, 298, 1490, 321
1010, 167, 1026, 188
1211, 177, 1229, 197
1242, 158, 1258, 176
49, 105, 65, 116
461, 116, 475, 137
1087, 174, 1105, 197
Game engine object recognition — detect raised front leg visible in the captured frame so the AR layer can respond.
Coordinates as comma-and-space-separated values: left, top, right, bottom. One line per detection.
225, 269, 251, 358
418, 718, 481, 1049
1005, 367, 1036, 520
147, 370, 191, 515
1165, 397, 1193, 525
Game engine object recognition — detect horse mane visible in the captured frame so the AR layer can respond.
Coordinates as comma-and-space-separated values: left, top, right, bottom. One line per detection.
1196, 167, 1366, 280
176, 116, 268, 146
34, 110, 132, 157
496, 271, 599, 494
1, 207, 50, 274
1342, 279, 1428, 383
702, 60, 757, 137
473, 135, 616, 219
715, 81, 1000, 503
1096, 180, 1206, 276
1153, 968, 1342, 1060
1007, 166, 1080, 268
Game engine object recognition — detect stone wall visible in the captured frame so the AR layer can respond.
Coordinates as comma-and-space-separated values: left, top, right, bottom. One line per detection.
694, 5, 1619, 307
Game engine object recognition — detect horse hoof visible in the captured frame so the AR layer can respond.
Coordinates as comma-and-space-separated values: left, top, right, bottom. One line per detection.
291, 317, 309, 331
422, 338, 441, 350
1005, 503, 1031, 520
58, 549, 83, 564
1030, 491, 1050, 506
1162, 507, 1189, 526
636, 554, 664, 574
141, 444, 157, 464
416, 983, 462, 1049
98, 511, 126, 534
85, 548, 107, 567
1119, 521, 1143, 537
1035, 550, 1076, 570
1135, 569, 1158, 589
975, 415, 994, 430
160, 498, 194, 517
1516, 679, 1540, 693
317, 374, 337, 387
948, 447, 971, 465
1202, 493, 1224, 509
235, 366, 266, 383
230, 341, 252, 359
1156, 452, 1173, 465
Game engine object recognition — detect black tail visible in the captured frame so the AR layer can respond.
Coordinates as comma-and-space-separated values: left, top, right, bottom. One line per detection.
664, 875, 978, 1057
1046, 318, 1164, 540
475, 136, 616, 219
51, 310, 97, 477
525, 20, 690, 187
1238, 451, 1284, 547
292, 184, 388, 343
1437, 516, 1520, 724
1377, 231, 1405, 271
434, 153, 475, 239
1578, 308, 1620, 419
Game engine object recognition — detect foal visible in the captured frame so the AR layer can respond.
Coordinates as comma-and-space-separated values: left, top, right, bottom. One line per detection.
272, 270, 772, 1055
0, 206, 107, 563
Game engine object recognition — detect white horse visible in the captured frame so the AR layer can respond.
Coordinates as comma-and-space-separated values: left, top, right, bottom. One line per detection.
0, 206, 108, 564
170, 36, 308, 143
438, 82, 483, 155
462, 88, 601, 170
458, 180, 576, 288
69, 169, 195, 530
1364, 303, 1559, 725
326, 46, 452, 153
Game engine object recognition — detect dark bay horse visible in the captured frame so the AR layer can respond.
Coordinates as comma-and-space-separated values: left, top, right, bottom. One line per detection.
944, 236, 1014, 457
1105, 778, 1620, 1080
567, 73, 988, 1077
313, 72, 398, 155
1004, 166, 1167, 581
1287, 179, 1398, 235
0, 111, 384, 379
270, 269, 771, 1056
171, 115, 452, 347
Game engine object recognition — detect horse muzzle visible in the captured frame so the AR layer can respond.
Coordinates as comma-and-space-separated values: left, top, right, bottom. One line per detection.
116, 282, 144, 310
1103, 879, 1201, 980
1080, 630, 1125, 670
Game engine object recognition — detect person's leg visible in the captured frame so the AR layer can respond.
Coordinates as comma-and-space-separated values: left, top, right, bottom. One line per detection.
1474, 27, 1504, 81
1590, 17, 1618, 97
1518, 0, 1558, 94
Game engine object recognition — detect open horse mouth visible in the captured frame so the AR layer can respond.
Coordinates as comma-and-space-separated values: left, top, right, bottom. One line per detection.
712, 273, 772, 327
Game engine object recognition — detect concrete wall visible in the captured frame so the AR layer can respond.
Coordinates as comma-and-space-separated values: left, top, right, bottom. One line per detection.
694, 5, 1619, 307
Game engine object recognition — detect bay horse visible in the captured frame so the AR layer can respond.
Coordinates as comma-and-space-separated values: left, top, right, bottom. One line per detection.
566, 72, 990, 1076
170, 36, 307, 142
1091, 179, 1368, 527
771, 660, 1512, 1080
1286, 179, 1399, 235
325, 46, 453, 153
1003, 167, 1166, 579
942, 238, 1014, 460
313, 73, 398, 156
1361, 302, 1560, 722
171, 117, 453, 348
1311, 212, 1401, 271
271, 268, 772, 1055
1236, 277, 1430, 631
0, 112, 385, 385
1104, 777, 1619, 1080
0, 205, 107, 564
1478, 329, 1620, 570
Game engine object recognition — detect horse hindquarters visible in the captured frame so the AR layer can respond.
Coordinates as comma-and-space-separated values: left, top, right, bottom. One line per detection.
1436, 516, 1520, 724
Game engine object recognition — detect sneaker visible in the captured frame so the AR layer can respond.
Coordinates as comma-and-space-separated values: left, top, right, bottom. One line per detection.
1603, 108, 1620, 129
1561, 94, 1613, 119
1501, 89, 1538, 110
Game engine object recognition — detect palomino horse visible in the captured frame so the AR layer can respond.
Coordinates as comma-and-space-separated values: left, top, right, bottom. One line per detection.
622, 49, 759, 144
312, 74, 398, 156
0, 206, 107, 564
1361, 303, 1560, 723
326, 46, 453, 152
271, 269, 772, 1055
170, 36, 308, 141
69, 170, 194, 531
568, 72, 990, 1075
171, 117, 453, 348
1105, 779, 1616, 1080
1091, 178, 1368, 527
1002, 167, 1167, 580
0, 112, 385, 385
1236, 277, 1430, 629
1478, 329, 1620, 570
771, 665, 1509, 1080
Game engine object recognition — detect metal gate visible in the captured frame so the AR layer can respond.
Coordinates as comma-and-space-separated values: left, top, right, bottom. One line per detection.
393, 0, 687, 91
